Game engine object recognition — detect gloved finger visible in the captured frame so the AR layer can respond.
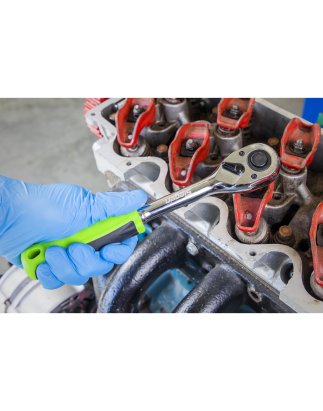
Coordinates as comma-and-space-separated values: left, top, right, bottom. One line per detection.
45, 246, 89, 286
91, 190, 147, 222
9, 255, 23, 269
37, 262, 65, 290
67, 243, 114, 278
100, 235, 138, 264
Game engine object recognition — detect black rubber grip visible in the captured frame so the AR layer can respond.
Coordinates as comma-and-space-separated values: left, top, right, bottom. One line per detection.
87, 221, 139, 251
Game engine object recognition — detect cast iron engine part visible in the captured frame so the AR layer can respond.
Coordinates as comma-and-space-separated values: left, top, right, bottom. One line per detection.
98, 220, 188, 313
215, 98, 255, 157
83, 98, 323, 313
189, 98, 207, 121
93, 180, 293, 314
160, 98, 190, 125
173, 264, 247, 313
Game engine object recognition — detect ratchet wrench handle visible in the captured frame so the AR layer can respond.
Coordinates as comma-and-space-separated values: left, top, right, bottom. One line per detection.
21, 211, 145, 280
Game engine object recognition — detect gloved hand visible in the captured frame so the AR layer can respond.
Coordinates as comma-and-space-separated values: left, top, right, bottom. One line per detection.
0, 175, 147, 289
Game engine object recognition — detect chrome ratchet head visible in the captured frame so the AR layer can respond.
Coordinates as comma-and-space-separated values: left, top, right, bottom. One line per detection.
139, 143, 280, 223
212, 143, 280, 193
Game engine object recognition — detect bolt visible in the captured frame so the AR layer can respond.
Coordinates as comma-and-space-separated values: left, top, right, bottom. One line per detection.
251, 174, 257, 179
278, 226, 293, 241
181, 170, 187, 176
133, 104, 146, 119
186, 242, 199, 256
229, 104, 241, 119
274, 225, 295, 247
186, 139, 199, 154
239, 151, 245, 156
246, 213, 253, 221
156, 144, 168, 160
292, 138, 306, 154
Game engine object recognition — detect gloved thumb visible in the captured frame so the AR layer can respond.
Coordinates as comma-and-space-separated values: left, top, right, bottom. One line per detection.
90, 190, 148, 223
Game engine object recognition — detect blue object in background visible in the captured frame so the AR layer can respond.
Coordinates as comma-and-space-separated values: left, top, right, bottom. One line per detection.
138, 226, 256, 313
302, 98, 323, 124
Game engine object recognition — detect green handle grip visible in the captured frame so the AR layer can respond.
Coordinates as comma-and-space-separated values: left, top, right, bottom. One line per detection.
21, 210, 145, 280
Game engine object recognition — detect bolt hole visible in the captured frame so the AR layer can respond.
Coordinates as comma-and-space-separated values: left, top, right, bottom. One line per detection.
126, 161, 132, 166
298, 238, 310, 252
249, 250, 256, 257
248, 288, 262, 303
91, 113, 95, 116
27, 249, 41, 259
273, 194, 282, 200
280, 263, 294, 285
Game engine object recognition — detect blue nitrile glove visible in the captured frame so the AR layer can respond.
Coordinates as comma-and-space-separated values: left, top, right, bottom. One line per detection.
0, 175, 147, 289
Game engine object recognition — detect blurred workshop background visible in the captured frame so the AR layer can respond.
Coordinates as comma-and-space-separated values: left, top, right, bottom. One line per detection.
0, 98, 322, 273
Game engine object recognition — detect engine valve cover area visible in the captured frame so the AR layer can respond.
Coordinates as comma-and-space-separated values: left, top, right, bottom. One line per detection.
77, 99, 320, 313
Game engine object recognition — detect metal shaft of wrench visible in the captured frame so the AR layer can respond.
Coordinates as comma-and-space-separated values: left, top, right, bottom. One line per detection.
139, 143, 280, 224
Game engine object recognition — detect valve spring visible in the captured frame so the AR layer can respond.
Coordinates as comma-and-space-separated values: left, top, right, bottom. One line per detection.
243, 110, 254, 139
141, 141, 155, 157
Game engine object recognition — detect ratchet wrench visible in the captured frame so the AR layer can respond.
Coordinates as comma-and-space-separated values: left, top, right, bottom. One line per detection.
22, 143, 280, 280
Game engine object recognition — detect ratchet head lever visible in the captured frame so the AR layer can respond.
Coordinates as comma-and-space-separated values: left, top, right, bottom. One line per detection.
139, 143, 280, 223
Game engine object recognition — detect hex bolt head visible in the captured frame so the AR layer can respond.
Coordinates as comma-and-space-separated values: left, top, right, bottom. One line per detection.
273, 225, 295, 247
186, 242, 199, 256
278, 225, 293, 242
156, 144, 168, 160
246, 213, 253, 220
181, 170, 187, 176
